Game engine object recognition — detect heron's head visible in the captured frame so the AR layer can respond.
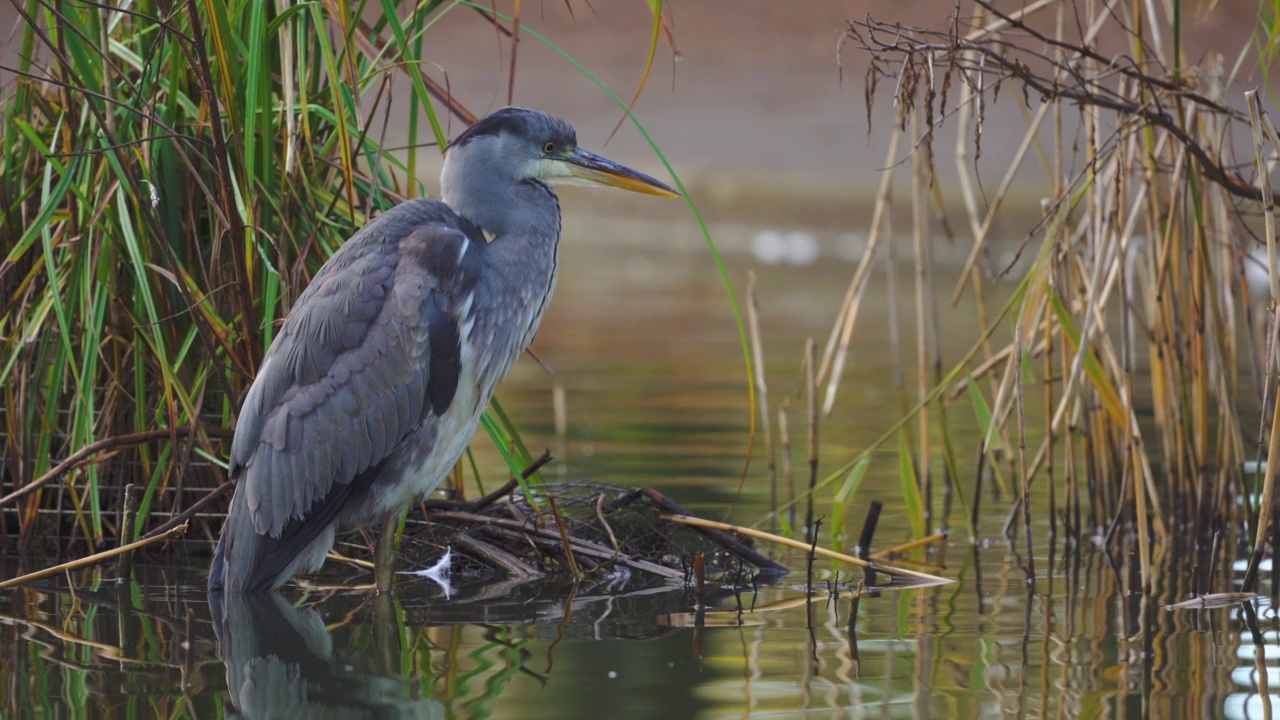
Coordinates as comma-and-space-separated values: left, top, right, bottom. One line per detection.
442, 107, 679, 215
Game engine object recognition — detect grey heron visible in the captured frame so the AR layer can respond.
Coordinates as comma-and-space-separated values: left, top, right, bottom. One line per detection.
208, 107, 678, 593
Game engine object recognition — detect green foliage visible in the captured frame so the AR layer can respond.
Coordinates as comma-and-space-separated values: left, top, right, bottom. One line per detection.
897, 431, 926, 539
828, 457, 868, 549
0, 2, 694, 549
1257, 0, 1280, 103
2, 1, 465, 546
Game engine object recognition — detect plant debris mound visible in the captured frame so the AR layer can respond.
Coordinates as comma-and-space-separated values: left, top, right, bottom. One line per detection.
376, 482, 789, 589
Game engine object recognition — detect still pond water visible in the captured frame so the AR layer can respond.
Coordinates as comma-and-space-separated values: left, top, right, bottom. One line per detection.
2, 214, 1275, 719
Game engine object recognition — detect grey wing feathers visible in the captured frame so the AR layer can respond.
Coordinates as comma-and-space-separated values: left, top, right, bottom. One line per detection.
229, 201, 474, 540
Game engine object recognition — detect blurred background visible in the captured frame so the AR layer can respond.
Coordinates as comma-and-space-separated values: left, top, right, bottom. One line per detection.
4, 2, 1280, 718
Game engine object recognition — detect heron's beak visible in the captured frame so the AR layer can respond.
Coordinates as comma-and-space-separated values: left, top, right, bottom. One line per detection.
558, 149, 680, 198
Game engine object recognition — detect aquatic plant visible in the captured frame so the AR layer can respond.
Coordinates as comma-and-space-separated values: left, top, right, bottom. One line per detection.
0, 1, 683, 554
777, 0, 1280, 596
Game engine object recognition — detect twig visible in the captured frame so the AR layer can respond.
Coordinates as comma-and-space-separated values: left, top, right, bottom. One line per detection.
0, 429, 194, 508
477, 523, 682, 580
116, 484, 139, 577
594, 494, 619, 550
139, 481, 232, 541
869, 532, 947, 560
545, 493, 579, 577
849, 15, 1280, 206
0, 522, 189, 590
1165, 592, 1259, 611
325, 550, 375, 570
423, 450, 553, 513
619, 487, 788, 575
660, 514, 950, 584
451, 534, 544, 579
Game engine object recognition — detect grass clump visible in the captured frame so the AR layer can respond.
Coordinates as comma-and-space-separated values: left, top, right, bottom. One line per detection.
0, 1, 527, 552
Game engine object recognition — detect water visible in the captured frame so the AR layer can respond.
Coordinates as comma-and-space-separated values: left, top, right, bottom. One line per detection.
2, 216, 1276, 719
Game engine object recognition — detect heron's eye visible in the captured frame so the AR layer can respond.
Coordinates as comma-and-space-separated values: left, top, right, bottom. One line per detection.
543, 142, 556, 154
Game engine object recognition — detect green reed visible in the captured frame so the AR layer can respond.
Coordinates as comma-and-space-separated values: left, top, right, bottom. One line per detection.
0, 1, 688, 553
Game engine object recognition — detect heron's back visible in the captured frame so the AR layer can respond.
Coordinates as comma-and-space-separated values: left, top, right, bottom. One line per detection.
210, 191, 562, 593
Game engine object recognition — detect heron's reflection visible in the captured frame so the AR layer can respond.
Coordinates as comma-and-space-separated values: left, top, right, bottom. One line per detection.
210, 592, 442, 719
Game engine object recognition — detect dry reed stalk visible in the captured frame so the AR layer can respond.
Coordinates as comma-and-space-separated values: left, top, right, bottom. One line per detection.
868, 533, 947, 560
1043, 234, 1059, 543
1014, 325, 1035, 583
884, 183, 907, 420
325, 551, 376, 570
1206, 162, 1250, 520
1048, 3, 1066, 540
951, 0, 1121, 305
1166, 203, 1191, 489
1242, 91, 1280, 592
817, 125, 902, 414
660, 514, 950, 584
962, 0, 1058, 42
1115, 120, 1150, 590
1062, 260, 1083, 532
972, 337, 1021, 537
1248, 114, 1280, 287
0, 522, 189, 591
804, 338, 819, 534
1077, 216, 1169, 538
746, 272, 777, 515
779, 402, 796, 531
1261, 110, 1280, 301
1129, 416, 1153, 591
978, 229, 1068, 531
545, 493, 579, 577
950, 101, 1052, 305
951, 7, 986, 244
911, 105, 933, 525
116, 484, 139, 578
1192, 160, 1212, 513
1045, 114, 1122, 459
0, 429, 206, 509
1151, 147, 1191, 488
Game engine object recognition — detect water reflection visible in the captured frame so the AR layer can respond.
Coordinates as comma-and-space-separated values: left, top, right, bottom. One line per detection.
212, 592, 443, 719
4, 535, 1280, 718
5, 237, 1280, 718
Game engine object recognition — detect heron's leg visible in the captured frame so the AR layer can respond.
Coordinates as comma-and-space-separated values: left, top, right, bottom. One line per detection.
374, 512, 399, 593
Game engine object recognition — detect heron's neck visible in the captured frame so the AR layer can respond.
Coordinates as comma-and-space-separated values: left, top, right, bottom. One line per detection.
474, 180, 562, 275
458, 180, 563, 408
443, 171, 561, 241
